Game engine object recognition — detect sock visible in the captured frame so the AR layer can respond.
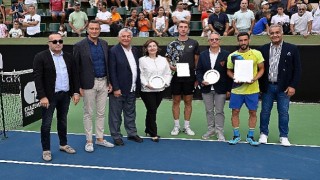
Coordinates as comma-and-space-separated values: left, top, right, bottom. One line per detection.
233, 128, 240, 137
174, 120, 180, 127
247, 128, 255, 138
184, 120, 190, 128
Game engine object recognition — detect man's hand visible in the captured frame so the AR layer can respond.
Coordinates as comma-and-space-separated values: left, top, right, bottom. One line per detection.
285, 87, 296, 97
202, 81, 209, 86
107, 84, 113, 93
113, 89, 122, 97
169, 65, 177, 71
40, 97, 50, 109
72, 94, 80, 105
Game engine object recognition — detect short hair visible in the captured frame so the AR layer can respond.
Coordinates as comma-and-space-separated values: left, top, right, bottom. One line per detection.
118, 28, 133, 37
207, 32, 221, 40
263, 10, 271, 17
28, 4, 35, 9
277, 3, 285, 9
298, 3, 307, 9
177, 20, 190, 27
89, 20, 100, 25
101, 2, 107, 8
237, 32, 250, 40
143, 39, 161, 57
269, 24, 283, 34
111, 6, 117, 11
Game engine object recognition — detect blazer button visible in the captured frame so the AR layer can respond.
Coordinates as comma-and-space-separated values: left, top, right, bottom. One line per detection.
283, 69, 285, 71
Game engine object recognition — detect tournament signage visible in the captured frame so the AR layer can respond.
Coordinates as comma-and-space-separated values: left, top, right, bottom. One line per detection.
1, 69, 41, 127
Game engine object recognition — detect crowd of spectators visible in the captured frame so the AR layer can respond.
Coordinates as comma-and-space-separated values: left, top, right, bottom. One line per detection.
0, 0, 320, 38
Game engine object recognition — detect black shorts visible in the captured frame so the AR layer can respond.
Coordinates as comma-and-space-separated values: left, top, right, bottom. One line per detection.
171, 81, 195, 95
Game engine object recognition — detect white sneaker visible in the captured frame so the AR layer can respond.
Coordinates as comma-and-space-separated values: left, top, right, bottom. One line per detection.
259, 133, 268, 144
195, 2, 198, 6
95, 140, 115, 148
171, 126, 180, 136
202, 130, 215, 140
217, 132, 225, 141
183, 126, 195, 136
280, 137, 291, 147
125, 6, 129, 11
85, 143, 94, 152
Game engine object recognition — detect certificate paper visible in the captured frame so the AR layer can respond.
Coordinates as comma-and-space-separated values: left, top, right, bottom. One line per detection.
176, 63, 190, 77
234, 60, 253, 82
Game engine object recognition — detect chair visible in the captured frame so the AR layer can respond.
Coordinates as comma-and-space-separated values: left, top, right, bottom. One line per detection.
48, 23, 60, 32
46, 9, 52, 16
37, 9, 45, 16
117, 7, 126, 15
64, 23, 72, 32
86, 8, 97, 17
191, 7, 201, 15
190, 21, 202, 31
40, 23, 46, 32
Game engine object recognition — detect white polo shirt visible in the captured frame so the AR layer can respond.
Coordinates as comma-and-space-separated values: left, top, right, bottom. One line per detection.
23, 14, 41, 35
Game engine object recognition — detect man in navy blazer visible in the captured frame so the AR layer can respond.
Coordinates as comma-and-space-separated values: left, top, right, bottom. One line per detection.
258, 24, 301, 146
33, 33, 80, 161
73, 20, 114, 152
108, 28, 143, 146
196, 32, 232, 141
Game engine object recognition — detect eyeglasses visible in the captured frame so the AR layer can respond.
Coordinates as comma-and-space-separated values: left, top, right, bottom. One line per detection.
209, 38, 220, 42
49, 39, 63, 44
298, 8, 306, 11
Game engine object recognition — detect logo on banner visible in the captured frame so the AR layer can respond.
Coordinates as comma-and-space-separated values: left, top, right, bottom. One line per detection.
23, 81, 40, 117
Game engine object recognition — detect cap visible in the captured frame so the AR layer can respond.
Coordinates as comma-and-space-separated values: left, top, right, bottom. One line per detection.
12, 0, 18, 4
74, 2, 81, 6
261, 1, 268, 6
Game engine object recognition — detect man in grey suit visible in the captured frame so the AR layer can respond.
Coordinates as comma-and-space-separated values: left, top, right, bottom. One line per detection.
108, 28, 143, 146
74, 20, 114, 152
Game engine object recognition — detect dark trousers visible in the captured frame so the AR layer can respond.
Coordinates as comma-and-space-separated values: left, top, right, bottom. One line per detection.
108, 92, 137, 140
41, 92, 70, 151
140, 91, 164, 137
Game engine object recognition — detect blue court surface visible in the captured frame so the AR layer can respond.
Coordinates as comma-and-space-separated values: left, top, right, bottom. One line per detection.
0, 131, 319, 180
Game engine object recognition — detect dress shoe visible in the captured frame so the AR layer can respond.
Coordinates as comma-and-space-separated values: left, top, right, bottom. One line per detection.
151, 136, 160, 142
114, 138, 124, 146
127, 135, 143, 143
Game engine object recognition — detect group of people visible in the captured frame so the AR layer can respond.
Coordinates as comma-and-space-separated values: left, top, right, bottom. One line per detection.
33, 19, 301, 162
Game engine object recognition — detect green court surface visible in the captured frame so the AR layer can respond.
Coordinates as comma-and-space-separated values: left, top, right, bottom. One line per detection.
21, 98, 320, 146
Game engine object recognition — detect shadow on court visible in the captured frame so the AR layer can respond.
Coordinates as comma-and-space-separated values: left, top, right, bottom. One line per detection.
0, 131, 319, 180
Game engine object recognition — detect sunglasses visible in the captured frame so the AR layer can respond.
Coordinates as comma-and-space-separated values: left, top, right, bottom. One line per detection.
177, 3, 183, 5
298, 8, 306, 11
209, 38, 220, 42
49, 39, 63, 44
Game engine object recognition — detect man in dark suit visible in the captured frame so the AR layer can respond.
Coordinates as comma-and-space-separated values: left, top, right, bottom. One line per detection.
108, 28, 143, 146
33, 33, 80, 161
73, 20, 114, 153
258, 24, 301, 146
196, 32, 232, 141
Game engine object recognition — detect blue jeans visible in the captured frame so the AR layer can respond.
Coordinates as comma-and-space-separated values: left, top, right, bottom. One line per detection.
260, 84, 290, 137
41, 92, 70, 151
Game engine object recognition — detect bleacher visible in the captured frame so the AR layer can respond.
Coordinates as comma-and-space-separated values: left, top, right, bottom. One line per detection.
3, 0, 204, 37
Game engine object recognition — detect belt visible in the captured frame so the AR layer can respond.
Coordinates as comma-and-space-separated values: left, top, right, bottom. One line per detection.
95, 76, 106, 81
269, 81, 278, 85
55, 91, 68, 94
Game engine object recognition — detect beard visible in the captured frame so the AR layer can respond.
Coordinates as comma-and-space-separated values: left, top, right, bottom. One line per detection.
239, 44, 249, 51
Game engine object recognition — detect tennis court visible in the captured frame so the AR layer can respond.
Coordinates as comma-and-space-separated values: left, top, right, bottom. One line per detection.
1, 99, 319, 179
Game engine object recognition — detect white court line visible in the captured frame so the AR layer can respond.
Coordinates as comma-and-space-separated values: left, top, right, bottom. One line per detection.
0, 160, 284, 180
11, 130, 320, 148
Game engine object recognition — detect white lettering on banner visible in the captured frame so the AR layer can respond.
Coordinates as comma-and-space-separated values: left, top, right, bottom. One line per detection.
2, 74, 20, 83
24, 102, 41, 117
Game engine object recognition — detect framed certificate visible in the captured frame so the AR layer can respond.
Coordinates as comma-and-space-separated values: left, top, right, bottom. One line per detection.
176, 63, 190, 77
203, 69, 220, 84
234, 60, 253, 83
